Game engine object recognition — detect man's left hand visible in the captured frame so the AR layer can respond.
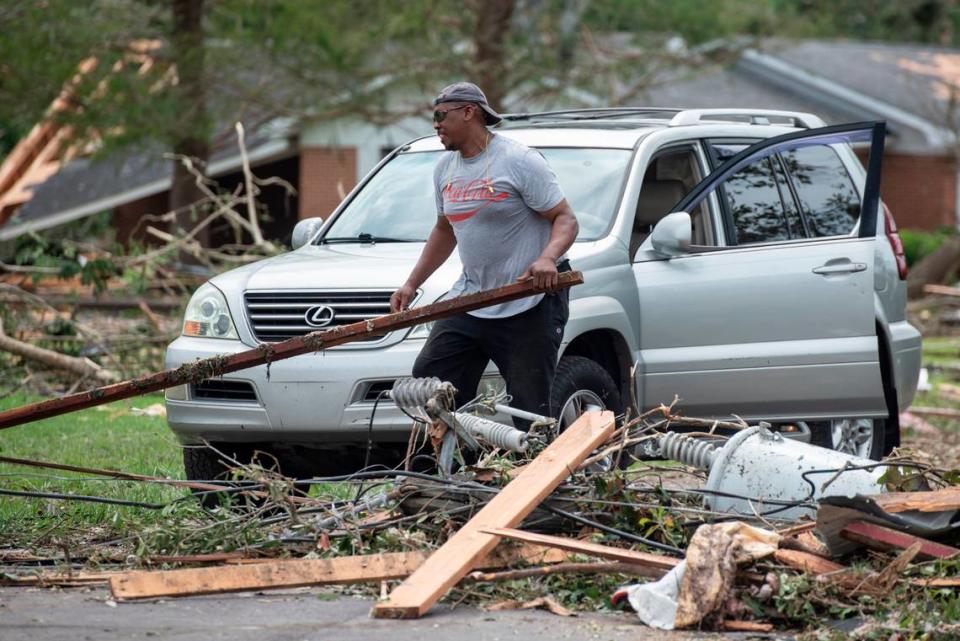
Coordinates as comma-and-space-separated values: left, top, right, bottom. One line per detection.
518, 257, 559, 290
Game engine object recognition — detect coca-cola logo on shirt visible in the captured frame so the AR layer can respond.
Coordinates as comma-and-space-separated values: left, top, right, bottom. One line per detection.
442, 178, 509, 222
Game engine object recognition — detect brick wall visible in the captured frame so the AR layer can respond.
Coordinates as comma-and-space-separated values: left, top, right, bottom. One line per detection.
298, 147, 357, 220
873, 153, 957, 230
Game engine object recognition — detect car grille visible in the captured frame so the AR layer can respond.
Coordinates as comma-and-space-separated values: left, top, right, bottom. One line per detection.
192, 379, 258, 402
243, 290, 394, 342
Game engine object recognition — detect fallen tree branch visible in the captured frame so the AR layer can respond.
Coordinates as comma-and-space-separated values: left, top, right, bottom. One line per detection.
0, 318, 118, 383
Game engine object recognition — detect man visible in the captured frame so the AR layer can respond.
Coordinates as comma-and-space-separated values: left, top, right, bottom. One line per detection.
390, 82, 579, 427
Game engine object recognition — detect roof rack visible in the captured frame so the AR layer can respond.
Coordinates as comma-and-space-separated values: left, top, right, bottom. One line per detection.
500, 108, 681, 122
668, 109, 825, 129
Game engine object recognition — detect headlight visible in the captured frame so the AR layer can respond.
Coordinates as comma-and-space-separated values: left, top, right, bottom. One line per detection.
182, 283, 239, 339
406, 321, 434, 340
404, 291, 446, 340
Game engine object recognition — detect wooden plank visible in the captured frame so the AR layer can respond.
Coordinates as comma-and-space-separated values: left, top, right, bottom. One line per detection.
871, 487, 960, 513
772, 549, 845, 576
923, 284, 960, 298
112, 551, 428, 600
840, 520, 959, 560
721, 621, 774, 632
904, 406, 960, 420
482, 528, 679, 571
110, 544, 569, 600
370, 410, 616, 619
0, 271, 583, 430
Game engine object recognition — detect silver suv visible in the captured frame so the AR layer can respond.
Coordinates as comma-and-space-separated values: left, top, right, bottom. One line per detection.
164, 108, 921, 479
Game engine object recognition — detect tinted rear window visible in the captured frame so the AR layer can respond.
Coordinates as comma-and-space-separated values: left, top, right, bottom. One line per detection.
781, 145, 861, 237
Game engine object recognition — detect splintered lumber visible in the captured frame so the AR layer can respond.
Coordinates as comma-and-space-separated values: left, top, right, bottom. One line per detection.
0, 571, 117, 587
721, 621, 774, 633
871, 487, 960, 513
110, 544, 569, 600
904, 406, 960, 420
465, 561, 660, 583
0, 271, 583, 430
482, 528, 679, 572
112, 551, 430, 600
840, 520, 959, 560
773, 549, 846, 576
923, 284, 960, 298
371, 410, 616, 619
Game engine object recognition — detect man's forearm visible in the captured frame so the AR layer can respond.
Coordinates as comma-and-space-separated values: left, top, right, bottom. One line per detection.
538, 209, 578, 263
404, 223, 457, 289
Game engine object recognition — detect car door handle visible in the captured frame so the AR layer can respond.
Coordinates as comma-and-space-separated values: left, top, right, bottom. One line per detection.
812, 261, 867, 275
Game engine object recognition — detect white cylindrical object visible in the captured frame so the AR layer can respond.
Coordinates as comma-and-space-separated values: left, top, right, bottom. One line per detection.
704, 425, 885, 520
454, 412, 528, 452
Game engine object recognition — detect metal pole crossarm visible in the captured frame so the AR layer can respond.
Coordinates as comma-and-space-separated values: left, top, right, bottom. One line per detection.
0, 271, 583, 430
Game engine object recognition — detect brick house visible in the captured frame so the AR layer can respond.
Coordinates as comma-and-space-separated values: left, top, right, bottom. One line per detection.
2, 39, 960, 248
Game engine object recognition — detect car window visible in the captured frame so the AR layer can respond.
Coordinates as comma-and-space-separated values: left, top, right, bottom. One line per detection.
713, 151, 791, 245
781, 145, 861, 237
320, 147, 632, 243
631, 146, 709, 257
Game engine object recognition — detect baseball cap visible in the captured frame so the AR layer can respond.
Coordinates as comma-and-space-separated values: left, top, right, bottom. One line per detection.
434, 82, 502, 125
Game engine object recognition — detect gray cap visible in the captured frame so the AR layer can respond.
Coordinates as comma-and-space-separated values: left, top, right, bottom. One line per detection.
434, 82, 502, 125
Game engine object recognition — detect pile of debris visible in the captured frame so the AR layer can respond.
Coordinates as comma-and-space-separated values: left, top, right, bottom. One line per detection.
2, 403, 959, 635
1, 274, 958, 636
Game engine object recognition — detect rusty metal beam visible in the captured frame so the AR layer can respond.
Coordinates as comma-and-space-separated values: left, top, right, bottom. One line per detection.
0, 271, 583, 429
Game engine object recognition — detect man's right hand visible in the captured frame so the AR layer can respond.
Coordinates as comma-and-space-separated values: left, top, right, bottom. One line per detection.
390, 283, 416, 313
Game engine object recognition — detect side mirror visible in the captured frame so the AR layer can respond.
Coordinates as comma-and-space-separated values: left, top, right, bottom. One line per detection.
291, 217, 324, 250
649, 212, 691, 257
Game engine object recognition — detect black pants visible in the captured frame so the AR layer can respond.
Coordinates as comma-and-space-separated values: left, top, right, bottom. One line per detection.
412, 287, 569, 431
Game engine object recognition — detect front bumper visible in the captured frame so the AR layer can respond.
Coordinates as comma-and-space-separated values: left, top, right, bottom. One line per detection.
164, 335, 437, 445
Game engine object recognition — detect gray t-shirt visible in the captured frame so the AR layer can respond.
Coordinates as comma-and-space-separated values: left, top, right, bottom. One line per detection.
434, 135, 565, 318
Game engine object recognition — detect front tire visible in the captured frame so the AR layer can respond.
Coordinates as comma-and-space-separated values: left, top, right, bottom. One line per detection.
183, 444, 253, 508
550, 356, 622, 429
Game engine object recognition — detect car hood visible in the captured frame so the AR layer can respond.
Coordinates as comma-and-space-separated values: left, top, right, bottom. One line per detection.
212, 243, 462, 298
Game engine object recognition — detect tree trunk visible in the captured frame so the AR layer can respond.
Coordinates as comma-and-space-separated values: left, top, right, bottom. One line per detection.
169, 0, 210, 254
470, 0, 515, 111
907, 235, 960, 298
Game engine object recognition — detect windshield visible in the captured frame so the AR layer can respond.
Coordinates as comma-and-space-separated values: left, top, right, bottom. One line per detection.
319, 147, 632, 243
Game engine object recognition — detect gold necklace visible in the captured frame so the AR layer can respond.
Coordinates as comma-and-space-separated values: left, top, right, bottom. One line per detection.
446, 133, 494, 193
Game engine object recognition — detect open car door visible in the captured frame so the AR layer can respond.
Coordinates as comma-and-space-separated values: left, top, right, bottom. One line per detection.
632, 122, 887, 425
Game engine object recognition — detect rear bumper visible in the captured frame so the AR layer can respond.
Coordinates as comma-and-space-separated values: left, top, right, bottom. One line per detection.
888, 320, 922, 411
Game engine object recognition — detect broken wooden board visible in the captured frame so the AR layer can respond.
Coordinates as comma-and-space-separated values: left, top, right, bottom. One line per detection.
872, 487, 960, 514
0, 271, 583, 429
1, 571, 117, 587
483, 528, 679, 573
840, 520, 959, 560
371, 410, 616, 619
772, 549, 846, 576
110, 544, 568, 600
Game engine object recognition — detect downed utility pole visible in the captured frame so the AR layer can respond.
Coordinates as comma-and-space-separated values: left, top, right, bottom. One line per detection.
0, 271, 583, 429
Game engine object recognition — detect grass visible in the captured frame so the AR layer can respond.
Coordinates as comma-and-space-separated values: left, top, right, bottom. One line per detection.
0, 392, 190, 551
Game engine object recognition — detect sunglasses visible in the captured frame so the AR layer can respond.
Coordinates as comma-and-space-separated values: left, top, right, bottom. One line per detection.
433, 104, 471, 123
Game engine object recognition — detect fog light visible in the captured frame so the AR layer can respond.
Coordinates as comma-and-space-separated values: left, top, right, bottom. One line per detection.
165, 384, 188, 401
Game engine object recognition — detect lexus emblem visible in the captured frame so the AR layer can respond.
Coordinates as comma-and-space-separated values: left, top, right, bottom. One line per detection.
304, 305, 336, 328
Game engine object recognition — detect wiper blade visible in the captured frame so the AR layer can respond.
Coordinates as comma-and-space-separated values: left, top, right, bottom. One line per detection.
321, 233, 418, 244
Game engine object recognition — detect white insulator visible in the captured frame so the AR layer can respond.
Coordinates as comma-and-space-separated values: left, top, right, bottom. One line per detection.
660, 432, 718, 470
453, 412, 528, 452
390, 377, 446, 409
